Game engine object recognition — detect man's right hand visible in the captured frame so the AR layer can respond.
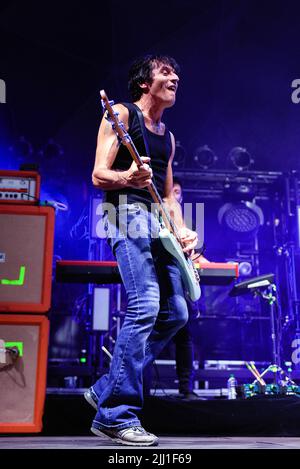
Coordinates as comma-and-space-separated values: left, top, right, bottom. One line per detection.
126, 156, 153, 188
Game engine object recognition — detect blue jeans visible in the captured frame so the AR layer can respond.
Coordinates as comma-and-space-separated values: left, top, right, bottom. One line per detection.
92, 203, 188, 431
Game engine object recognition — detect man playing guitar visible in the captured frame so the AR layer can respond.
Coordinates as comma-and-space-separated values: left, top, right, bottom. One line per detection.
88, 54, 198, 446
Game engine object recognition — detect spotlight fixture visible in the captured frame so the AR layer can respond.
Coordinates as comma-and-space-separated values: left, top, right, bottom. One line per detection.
173, 141, 186, 168
193, 144, 217, 169
228, 146, 254, 171
218, 201, 264, 237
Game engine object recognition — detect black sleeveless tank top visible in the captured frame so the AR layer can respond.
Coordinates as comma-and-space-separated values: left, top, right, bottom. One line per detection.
104, 102, 172, 209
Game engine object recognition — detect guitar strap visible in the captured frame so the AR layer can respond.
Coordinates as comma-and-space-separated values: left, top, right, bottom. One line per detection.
123, 102, 169, 189
133, 103, 205, 257
132, 103, 151, 158
132, 103, 164, 223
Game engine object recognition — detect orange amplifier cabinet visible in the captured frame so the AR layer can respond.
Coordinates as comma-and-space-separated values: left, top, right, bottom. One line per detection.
0, 205, 55, 313
0, 314, 49, 433
0, 170, 40, 204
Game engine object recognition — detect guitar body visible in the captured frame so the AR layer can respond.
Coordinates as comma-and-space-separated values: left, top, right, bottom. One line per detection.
159, 228, 201, 301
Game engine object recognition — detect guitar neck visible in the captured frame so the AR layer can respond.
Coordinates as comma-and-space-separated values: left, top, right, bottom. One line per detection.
101, 90, 181, 242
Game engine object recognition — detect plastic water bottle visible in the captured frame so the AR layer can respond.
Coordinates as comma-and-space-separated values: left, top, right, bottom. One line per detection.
227, 374, 237, 400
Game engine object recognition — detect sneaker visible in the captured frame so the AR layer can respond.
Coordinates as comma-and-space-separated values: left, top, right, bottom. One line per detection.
84, 387, 98, 410
91, 425, 159, 446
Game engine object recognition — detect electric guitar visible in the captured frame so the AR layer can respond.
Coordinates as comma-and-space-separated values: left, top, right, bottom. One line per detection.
100, 90, 201, 301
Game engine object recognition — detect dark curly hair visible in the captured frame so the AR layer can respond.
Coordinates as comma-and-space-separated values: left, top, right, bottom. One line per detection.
128, 54, 180, 101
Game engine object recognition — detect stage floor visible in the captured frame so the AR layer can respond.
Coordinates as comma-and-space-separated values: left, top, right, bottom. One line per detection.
40, 393, 300, 438
0, 435, 300, 449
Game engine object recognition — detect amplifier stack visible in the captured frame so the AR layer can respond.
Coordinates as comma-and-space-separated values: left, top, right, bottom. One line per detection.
0, 169, 54, 433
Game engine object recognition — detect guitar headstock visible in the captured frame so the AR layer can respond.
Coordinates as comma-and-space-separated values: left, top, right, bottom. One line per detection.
100, 89, 113, 111
100, 89, 107, 101
99, 89, 129, 142
100, 89, 115, 120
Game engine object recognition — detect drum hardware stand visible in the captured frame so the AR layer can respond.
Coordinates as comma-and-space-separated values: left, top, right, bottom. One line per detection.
252, 284, 295, 387
230, 274, 296, 389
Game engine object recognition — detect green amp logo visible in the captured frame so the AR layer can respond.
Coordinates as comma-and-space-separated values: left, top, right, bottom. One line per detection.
1, 266, 26, 285
0, 341, 23, 364
0, 254, 26, 285
0, 79, 6, 104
